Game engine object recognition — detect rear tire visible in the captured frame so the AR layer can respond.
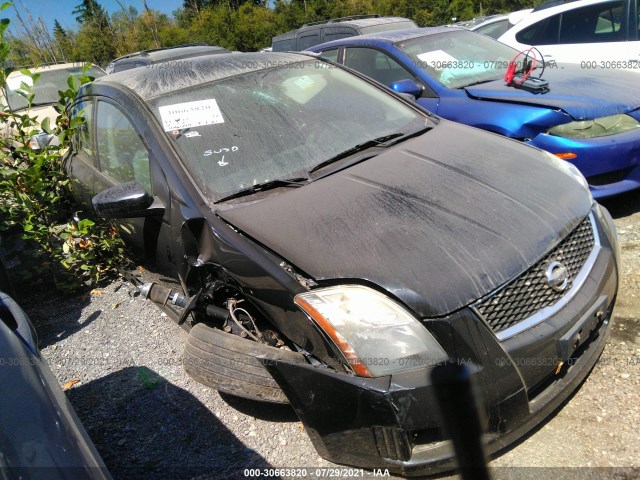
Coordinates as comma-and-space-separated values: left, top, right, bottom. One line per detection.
184, 323, 306, 404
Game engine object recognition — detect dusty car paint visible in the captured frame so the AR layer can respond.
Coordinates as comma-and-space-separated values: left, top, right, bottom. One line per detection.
219, 120, 592, 317
63, 52, 618, 474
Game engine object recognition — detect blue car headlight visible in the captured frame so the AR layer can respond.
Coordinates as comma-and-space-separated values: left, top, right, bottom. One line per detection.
295, 285, 448, 377
548, 113, 640, 139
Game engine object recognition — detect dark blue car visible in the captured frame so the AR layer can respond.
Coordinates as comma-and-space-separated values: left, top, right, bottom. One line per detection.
308, 27, 640, 199
0, 290, 111, 480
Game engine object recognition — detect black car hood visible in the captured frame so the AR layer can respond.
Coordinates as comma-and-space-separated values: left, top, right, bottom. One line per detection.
219, 120, 592, 318
464, 64, 640, 121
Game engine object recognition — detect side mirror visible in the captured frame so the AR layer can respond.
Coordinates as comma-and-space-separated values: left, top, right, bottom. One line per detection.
92, 181, 164, 219
389, 79, 422, 98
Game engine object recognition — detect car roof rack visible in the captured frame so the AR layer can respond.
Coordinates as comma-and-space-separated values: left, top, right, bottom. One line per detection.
111, 43, 210, 62
532, 0, 582, 12
302, 14, 381, 27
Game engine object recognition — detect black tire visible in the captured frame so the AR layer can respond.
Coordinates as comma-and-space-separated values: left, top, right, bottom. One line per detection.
184, 323, 306, 404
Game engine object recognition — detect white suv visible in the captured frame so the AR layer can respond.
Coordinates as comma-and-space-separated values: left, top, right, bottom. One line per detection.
498, 0, 640, 70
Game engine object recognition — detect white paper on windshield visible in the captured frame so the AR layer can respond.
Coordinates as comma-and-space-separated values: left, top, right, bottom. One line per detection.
282, 74, 327, 104
159, 99, 224, 132
294, 76, 315, 90
416, 50, 458, 67
6, 75, 33, 91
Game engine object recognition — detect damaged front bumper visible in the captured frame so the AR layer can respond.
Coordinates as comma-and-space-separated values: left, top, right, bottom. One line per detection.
264, 205, 618, 476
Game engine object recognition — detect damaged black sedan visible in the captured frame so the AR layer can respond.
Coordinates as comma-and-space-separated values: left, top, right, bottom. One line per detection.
64, 52, 619, 475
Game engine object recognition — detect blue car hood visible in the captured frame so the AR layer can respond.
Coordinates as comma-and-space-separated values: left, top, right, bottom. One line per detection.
464, 65, 640, 120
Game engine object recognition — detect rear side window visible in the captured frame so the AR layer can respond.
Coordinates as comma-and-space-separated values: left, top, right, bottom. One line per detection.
322, 27, 356, 43
298, 33, 321, 50
517, 0, 624, 45
474, 19, 511, 39
272, 39, 296, 52
516, 14, 560, 44
113, 61, 146, 73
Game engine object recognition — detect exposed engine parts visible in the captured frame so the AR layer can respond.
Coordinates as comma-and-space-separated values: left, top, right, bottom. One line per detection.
136, 281, 289, 350
139, 282, 189, 308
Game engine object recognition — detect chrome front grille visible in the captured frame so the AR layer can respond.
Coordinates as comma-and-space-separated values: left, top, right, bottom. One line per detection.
475, 216, 596, 338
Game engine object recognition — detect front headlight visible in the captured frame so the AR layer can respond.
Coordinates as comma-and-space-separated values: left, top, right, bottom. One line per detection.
548, 113, 640, 139
543, 150, 592, 201
294, 285, 448, 377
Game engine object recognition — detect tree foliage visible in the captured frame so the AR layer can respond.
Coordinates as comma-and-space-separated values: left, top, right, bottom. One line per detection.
72, 0, 109, 25
1, 3, 131, 290
7, 0, 546, 67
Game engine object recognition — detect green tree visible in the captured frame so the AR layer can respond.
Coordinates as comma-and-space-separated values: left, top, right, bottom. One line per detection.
74, 20, 117, 65
156, 14, 190, 47
72, 0, 117, 64
187, 5, 236, 49
6, 34, 34, 65
1, 3, 131, 289
72, 0, 109, 25
234, 3, 276, 51
53, 20, 74, 61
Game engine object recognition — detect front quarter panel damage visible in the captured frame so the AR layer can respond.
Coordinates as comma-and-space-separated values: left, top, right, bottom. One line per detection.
437, 97, 572, 140
179, 216, 345, 370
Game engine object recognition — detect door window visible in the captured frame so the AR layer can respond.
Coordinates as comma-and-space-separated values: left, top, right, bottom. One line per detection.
474, 19, 511, 39
344, 47, 414, 86
517, 1, 624, 45
72, 100, 94, 160
559, 1, 623, 43
516, 15, 560, 44
318, 48, 339, 62
96, 101, 152, 192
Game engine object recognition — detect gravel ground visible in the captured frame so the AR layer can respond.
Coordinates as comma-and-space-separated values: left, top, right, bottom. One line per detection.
17, 188, 640, 480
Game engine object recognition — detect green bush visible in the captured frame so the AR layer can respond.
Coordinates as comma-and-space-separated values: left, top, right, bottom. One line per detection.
0, 3, 131, 291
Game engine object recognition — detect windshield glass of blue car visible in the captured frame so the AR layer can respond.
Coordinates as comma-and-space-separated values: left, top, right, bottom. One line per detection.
396, 30, 521, 89
150, 59, 428, 202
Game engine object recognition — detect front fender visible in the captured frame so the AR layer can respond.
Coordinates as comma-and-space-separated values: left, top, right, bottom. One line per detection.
437, 96, 571, 139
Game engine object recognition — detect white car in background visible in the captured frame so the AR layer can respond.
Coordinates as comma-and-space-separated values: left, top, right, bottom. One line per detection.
2, 63, 105, 147
470, 9, 532, 39
498, 0, 640, 70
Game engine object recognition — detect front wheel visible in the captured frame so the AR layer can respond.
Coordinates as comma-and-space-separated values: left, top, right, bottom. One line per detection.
183, 323, 306, 403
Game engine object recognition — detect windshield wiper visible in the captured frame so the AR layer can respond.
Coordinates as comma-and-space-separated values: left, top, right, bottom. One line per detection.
307, 133, 405, 175
460, 79, 496, 88
215, 177, 307, 203
308, 126, 434, 178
